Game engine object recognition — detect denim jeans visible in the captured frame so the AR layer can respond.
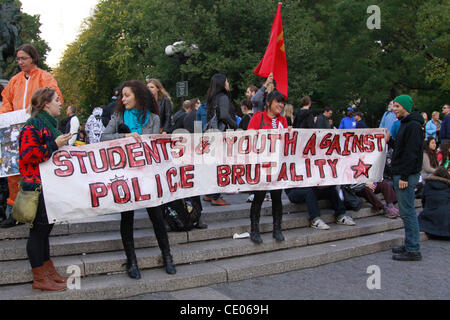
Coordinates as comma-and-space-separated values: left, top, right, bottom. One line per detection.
393, 174, 421, 253
285, 186, 346, 221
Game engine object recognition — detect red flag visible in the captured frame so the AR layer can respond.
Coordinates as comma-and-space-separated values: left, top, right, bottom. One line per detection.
253, 2, 288, 99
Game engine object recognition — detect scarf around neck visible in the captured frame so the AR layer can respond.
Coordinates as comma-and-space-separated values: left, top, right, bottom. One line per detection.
124, 109, 150, 134
34, 110, 62, 138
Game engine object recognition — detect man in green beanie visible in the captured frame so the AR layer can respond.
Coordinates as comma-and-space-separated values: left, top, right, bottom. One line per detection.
386, 94, 424, 261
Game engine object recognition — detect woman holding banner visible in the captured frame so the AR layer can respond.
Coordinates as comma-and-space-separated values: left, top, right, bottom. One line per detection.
18, 88, 72, 291
101, 80, 176, 278
247, 90, 288, 243
1, 44, 64, 229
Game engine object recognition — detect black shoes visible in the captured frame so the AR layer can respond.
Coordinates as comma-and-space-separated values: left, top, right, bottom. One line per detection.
392, 251, 422, 261
163, 253, 176, 274
125, 259, 141, 279
392, 245, 406, 254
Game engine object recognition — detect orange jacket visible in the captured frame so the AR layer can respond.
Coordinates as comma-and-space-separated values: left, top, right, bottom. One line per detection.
0, 67, 63, 113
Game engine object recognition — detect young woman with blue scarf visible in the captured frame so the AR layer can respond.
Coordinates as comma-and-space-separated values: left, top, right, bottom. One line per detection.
101, 80, 176, 278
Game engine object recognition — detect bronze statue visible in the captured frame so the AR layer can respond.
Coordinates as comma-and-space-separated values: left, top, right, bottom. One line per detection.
0, 0, 23, 78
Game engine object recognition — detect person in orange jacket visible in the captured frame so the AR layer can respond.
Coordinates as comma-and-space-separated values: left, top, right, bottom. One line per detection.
0, 44, 63, 228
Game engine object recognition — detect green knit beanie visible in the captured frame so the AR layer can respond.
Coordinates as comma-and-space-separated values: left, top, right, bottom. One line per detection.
393, 95, 414, 113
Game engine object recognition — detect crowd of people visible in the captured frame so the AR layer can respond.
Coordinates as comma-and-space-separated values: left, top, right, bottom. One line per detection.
0, 44, 449, 292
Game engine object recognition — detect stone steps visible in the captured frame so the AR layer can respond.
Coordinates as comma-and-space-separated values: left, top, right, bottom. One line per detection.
0, 214, 403, 285
0, 229, 428, 300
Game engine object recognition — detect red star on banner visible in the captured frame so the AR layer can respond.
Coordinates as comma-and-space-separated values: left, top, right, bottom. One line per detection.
351, 159, 372, 179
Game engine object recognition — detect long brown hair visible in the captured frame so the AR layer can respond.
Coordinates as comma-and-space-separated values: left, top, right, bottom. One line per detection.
146, 78, 171, 101
424, 137, 439, 168
116, 80, 160, 123
30, 87, 56, 117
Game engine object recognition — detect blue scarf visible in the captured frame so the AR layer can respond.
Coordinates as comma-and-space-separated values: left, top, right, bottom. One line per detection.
124, 109, 150, 134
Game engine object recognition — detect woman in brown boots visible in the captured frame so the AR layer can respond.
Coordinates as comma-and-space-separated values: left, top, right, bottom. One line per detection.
18, 88, 73, 291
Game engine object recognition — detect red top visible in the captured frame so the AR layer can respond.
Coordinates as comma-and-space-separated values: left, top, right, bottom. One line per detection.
247, 110, 288, 130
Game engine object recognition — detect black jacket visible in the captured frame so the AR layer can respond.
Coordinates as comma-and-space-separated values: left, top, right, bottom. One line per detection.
207, 93, 237, 130
315, 114, 331, 129
293, 108, 315, 129
389, 112, 424, 180
418, 175, 450, 237
158, 97, 173, 133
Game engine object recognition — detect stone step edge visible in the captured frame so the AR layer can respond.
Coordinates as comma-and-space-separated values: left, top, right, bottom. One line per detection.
0, 230, 429, 300
0, 206, 384, 262
0, 215, 404, 285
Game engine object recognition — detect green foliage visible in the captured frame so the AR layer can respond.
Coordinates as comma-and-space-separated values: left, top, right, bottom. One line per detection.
54, 0, 449, 127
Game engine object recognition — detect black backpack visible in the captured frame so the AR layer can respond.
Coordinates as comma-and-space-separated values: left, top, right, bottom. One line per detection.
163, 198, 200, 232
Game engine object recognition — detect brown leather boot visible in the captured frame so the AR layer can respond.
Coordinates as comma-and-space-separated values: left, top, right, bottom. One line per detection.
32, 266, 67, 291
43, 260, 68, 284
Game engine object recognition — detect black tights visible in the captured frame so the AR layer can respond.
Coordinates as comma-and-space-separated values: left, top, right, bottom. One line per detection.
120, 205, 170, 254
250, 189, 283, 220
27, 223, 53, 268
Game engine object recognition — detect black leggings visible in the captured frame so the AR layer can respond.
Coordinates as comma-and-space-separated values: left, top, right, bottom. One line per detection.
250, 189, 283, 219
27, 194, 54, 268
27, 224, 53, 268
120, 205, 170, 254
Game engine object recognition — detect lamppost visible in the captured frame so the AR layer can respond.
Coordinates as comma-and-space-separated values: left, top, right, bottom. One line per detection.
165, 41, 198, 107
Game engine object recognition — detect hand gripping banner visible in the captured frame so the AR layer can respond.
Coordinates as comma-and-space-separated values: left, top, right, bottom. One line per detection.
39, 128, 388, 223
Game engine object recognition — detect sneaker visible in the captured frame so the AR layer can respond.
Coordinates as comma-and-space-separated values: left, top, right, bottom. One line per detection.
211, 197, 230, 206
336, 215, 356, 226
384, 206, 399, 219
311, 218, 330, 230
392, 245, 406, 254
246, 194, 254, 203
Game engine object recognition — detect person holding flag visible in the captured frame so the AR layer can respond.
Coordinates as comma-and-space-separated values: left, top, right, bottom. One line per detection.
253, 2, 288, 100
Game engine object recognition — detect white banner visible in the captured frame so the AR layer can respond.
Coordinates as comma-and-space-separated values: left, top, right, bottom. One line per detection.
40, 129, 388, 223
0, 110, 30, 177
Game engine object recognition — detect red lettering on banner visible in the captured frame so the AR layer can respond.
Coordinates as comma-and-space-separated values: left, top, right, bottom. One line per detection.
195, 136, 211, 155
262, 162, 277, 182
314, 159, 326, 178
111, 179, 131, 204
156, 138, 171, 160
374, 134, 385, 152
277, 162, 288, 182
143, 140, 161, 164
305, 158, 312, 178
224, 136, 237, 157
342, 132, 354, 156
70, 151, 88, 173
88, 149, 108, 173
155, 174, 163, 198
319, 133, 331, 151
107, 147, 127, 170
364, 134, 375, 152
180, 165, 194, 188
246, 164, 260, 184
132, 177, 151, 201
232, 165, 246, 185
304, 134, 317, 155
268, 134, 282, 153
166, 168, 178, 192
284, 131, 298, 156
125, 143, 145, 168
238, 136, 251, 154
89, 183, 107, 207
53, 150, 74, 177
171, 137, 186, 158
326, 135, 341, 156
217, 165, 231, 187
252, 134, 266, 154
352, 134, 364, 153
290, 163, 303, 181
327, 159, 338, 178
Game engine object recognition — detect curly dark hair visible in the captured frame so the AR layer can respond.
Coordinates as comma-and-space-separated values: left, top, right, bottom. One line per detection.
424, 136, 439, 168
115, 80, 160, 123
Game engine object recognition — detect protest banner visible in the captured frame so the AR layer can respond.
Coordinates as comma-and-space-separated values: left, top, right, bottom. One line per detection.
39, 128, 388, 224
0, 110, 30, 177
